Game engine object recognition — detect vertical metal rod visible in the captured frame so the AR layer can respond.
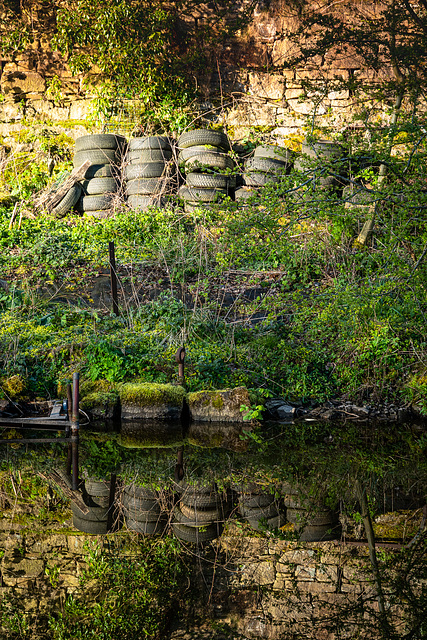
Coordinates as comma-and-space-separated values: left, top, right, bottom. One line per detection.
109, 241, 119, 316
66, 383, 73, 475
71, 372, 80, 490
175, 347, 186, 386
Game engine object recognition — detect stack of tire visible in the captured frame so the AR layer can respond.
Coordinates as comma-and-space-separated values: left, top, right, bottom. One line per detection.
73, 133, 126, 218
236, 482, 285, 532
237, 144, 293, 201
122, 484, 167, 535
71, 476, 119, 534
125, 136, 174, 212
172, 480, 225, 544
49, 171, 82, 218
177, 129, 235, 212
281, 482, 340, 541
293, 139, 343, 191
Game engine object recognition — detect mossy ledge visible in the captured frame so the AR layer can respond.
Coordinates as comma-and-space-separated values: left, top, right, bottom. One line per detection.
118, 382, 186, 420
187, 387, 250, 423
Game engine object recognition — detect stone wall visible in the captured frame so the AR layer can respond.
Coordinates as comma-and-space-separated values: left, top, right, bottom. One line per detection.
0, 1, 395, 141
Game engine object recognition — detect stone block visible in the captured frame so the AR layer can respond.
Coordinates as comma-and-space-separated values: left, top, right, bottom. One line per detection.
187, 387, 250, 423
316, 564, 338, 582
248, 72, 285, 100
1, 68, 46, 96
0, 101, 23, 122
287, 98, 327, 115
241, 560, 276, 586
278, 547, 315, 564
295, 564, 316, 580
1, 552, 44, 580
120, 383, 186, 420
69, 99, 94, 120
298, 581, 336, 594
67, 534, 88, 553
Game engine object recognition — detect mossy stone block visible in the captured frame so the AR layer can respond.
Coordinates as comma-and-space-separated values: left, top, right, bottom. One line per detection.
119, 383, 186, 420
80, 390, 120, 422
187, 387, 250, 422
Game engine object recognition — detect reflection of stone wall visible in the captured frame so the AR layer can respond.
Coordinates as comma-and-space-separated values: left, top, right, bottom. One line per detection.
0, 523, 376, 639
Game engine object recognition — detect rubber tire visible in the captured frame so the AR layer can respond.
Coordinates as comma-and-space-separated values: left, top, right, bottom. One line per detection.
173, 480, 217, 495
81, 194, 114, 211
186, 172, 232, 189
298, 523, 341, 542
82, 177, 119, 195
179, 186, 227, 202
84, 479, 110, 497
301, 140, 342, 160
184, 153, 234, 171
254, 145, 293, 163
73, 514, 109, 534
246, 513, 286, 533
82, 164, 116, 179
127, 149, 172, 163
125, 163, 166, 180
235, 187, 259, 200
129, 136, 172, 151
126, 517, 166, 535
127, 195, 165, 210
238, 493, 275, 509
178, 129, 230, 151
179, 145, 227, 162
245, 157, 289, 174
75, 134, 127, 152
74, 149, 118, 167
174, 503, 222, 525
172, 521, 221, 544
243, 172, 281, 186
51, 182, 81, 217
126, 177, 167, 195
239, 502, 278, 519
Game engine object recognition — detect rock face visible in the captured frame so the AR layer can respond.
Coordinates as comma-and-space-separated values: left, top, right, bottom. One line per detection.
119, 383, 186, 420
187, 387, 250, 422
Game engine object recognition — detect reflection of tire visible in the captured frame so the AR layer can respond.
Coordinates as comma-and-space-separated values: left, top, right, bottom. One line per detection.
84, 479, 110, 497
239, 502, 278, 519
246, 513, 286, 532
174, 503, 222, 525
180, 493, 219, 510
178, 129, 230, 150
123, 484, 159, 500
82, 177, 118, 195
239, 493, 274, 509
123, 496, 161, 513
75, 134, 127, 152
51, 183, 81, 217
126, 517, 166, 535
287, 508, 336, 527
129, 136, 172, 151
186, 173, 231, 189
73, 149, 119, 167
72, 514, 109, 534
81, 194, 114, 211
172, 521, 222, 544
125, 163, 166, 180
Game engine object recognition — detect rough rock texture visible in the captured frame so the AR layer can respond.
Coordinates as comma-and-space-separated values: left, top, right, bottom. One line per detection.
187, 387, 250, 422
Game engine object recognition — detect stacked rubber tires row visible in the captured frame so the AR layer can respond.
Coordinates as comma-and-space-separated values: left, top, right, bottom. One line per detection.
73, 134, 126, 218
172, 480, 226, 544
177, 129, 235, 212
124, 136, 174, 212
236, 482, 286, 532
72, 477, 117, 535
122, 484, 168, 535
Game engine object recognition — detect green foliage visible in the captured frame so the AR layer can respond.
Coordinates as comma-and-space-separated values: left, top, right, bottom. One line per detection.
48, 539, 186, 640
81, 438, 122, 479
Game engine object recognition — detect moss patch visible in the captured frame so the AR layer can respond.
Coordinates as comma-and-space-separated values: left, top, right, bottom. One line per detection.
119, 382, 186, 407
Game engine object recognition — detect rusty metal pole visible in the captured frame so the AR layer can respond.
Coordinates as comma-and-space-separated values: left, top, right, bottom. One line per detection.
174, 446, 184, 483
71, 372, 80, 490
109, 241, 119, 316
175, 347, 185, 387
66, 383, 73, 476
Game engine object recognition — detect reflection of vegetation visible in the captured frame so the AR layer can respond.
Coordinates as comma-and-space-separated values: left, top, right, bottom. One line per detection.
48, 539, 186, 640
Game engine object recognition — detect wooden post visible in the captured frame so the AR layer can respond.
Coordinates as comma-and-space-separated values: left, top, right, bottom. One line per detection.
109, 241, 119, 315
